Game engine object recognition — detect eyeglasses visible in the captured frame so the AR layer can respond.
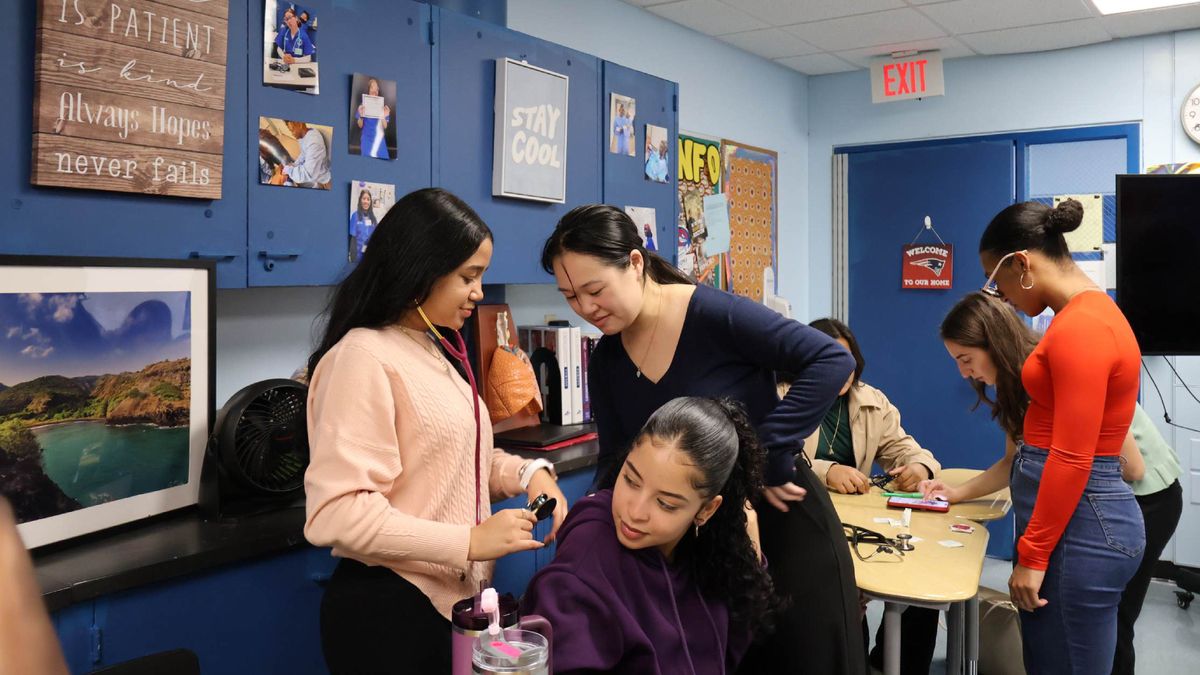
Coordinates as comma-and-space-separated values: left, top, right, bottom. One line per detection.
981, 249, 1027, 298
843, 524, 905, 563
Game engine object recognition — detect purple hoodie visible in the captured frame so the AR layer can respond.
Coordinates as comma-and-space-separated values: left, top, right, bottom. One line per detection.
521, 490, 752, 675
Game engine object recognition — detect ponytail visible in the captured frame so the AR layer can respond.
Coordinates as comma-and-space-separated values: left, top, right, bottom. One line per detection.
637, 397, 778, 631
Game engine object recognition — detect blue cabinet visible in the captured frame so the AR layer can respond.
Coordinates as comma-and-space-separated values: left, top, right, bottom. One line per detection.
491, 467, 595, 597
0, 1, 249, 289
434, 10, 601, 285
601, 62, 679, 266
246, 0, 433, 287
53, 547, 337, 675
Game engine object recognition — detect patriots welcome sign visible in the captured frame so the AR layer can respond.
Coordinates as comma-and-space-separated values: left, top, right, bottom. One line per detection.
901, 243, 953, 289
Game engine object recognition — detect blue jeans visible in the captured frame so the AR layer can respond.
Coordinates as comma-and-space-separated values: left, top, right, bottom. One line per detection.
1010, 444, 1145, 675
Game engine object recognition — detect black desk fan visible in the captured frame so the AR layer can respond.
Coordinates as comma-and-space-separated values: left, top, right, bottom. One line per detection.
199, 379, 309, 519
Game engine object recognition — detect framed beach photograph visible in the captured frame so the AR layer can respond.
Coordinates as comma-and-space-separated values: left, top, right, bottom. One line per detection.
0, 256, 214, 548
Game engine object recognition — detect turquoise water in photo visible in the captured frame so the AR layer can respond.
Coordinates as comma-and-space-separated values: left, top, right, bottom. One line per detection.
33, 421, 189, 507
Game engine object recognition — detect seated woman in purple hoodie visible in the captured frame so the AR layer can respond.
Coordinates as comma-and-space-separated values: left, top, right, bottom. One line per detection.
522, 397, 774, 674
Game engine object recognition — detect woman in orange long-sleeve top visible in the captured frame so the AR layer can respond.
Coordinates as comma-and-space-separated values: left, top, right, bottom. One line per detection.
978, 198, 1145, 675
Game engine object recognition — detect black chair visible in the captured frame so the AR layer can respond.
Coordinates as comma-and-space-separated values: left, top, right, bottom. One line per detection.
89, 649, 200, 675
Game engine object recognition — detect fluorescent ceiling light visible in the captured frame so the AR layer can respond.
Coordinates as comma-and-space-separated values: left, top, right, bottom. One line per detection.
1091, 0, 1200, 14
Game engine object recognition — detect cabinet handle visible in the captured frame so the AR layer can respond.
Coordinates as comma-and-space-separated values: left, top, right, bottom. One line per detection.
188, 251, 238, 262
257, 250, 301, 271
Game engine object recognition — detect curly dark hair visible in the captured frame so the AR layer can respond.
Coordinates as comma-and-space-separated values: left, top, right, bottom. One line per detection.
633, 397, 780, 632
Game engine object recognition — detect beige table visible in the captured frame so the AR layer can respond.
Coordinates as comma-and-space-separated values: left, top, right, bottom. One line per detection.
835, 501, 990, 675
829, 467, 1011, 523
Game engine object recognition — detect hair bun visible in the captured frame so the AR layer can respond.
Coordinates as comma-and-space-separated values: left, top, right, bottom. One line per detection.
1047, 199, 1084, 234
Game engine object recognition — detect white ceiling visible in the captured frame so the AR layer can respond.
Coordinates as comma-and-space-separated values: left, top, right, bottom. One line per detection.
622, 0, 1200, 74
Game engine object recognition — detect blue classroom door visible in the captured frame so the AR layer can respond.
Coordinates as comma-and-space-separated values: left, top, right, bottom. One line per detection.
847, 140, 1014, 556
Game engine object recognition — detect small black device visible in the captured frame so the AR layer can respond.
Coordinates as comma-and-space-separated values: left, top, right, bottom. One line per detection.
298, 67, 316, 78
269, 61, 290, 72
869, 473, 894, 490
526, 493, 557, 522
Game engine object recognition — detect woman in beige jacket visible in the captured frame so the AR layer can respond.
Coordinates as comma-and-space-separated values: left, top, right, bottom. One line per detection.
793, 318, 942, 675
800, 319, 941, 494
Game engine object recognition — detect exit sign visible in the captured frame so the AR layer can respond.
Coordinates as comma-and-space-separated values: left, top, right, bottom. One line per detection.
870, 52, 945, 104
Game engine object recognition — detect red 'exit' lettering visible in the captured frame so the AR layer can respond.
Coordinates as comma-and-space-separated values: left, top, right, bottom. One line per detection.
883, 60, 928, 97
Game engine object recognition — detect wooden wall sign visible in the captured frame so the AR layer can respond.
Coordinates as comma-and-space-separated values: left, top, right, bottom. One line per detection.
31, 0, 228, 199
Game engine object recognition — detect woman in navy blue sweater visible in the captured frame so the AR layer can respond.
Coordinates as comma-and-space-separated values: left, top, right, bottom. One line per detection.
540, 204, 864, 674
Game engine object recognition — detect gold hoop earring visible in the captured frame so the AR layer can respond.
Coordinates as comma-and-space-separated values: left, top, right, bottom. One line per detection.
1020, 270, 1034, 290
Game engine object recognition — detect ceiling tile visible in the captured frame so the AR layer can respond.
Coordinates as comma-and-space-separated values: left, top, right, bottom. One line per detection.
782, 8, 947, 51
1100, 5, 1200, 37
775, 53, 859, 75
958, 18, 1112, 55
918, 0, 1095, 34
646, 0, 770, 35
719, 0, 905, 25
717, 28, 824, 59
834, 36, 976, 68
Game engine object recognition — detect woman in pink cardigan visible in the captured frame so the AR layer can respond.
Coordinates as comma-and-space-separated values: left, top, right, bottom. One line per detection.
303, 188, 567, 674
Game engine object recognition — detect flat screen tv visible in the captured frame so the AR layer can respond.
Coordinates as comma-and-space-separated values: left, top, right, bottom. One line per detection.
0, 256, 214, 547
1116, 174, 1200, 355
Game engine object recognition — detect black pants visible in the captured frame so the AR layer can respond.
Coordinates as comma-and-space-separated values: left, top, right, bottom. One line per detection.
866, 607, 940, 674
1112, 479, 1182, 675
320, 558, 452, 675
738, 458, 867, 675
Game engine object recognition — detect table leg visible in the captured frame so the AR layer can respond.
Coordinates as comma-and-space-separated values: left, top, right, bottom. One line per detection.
965, 594, 979, 675
946, 601, 963, 675
884, 601, 902, 675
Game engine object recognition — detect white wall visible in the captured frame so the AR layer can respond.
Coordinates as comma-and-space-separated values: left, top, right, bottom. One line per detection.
804, 30, 1200, 566
506, 0, 811, 325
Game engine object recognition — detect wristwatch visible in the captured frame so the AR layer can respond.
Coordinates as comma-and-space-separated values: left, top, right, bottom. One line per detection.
519, 459, 556, 490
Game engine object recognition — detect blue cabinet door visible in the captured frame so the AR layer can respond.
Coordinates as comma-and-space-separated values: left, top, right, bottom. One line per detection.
435, 10, 601, 284
601, 62, 678, 266
247, 0, 433, 287
847, 141, 1015, 556
73, 547, 335, 675
490, 467, 595, 598
1, 1, 248, 289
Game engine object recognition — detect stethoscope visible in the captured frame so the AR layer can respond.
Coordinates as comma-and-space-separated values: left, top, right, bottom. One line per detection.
416, 306, 483, 525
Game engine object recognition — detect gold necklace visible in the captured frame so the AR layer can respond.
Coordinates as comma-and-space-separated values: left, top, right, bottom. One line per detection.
632, 285, 663, 379
397, 324, 449, 373
819, 399, 844, 453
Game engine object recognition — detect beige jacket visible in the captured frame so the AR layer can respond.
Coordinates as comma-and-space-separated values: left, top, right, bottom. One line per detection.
802, 381, 940, 485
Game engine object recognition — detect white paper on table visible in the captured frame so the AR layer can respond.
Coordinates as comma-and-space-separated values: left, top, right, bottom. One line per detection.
361, 94, 385, 119
1102, 243, 1117, 289
1078, 259, 1107, 290
1053, 194, 1103, 252
938, 539, 965, 548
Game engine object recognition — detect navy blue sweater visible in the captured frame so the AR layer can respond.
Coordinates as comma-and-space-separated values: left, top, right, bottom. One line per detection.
589, 284, 854, 487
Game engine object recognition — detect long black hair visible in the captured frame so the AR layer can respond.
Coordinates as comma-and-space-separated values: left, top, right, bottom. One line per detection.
979, 198, 1084, 261
540, 204, 692, 285
634, 397, 777, 631
355, 189, 376, 224
308, 188, 491, 376
808, 317, 864, 386
939, 293, 1039, 442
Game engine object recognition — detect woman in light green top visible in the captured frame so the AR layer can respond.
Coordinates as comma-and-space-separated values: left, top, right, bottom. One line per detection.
1114, 404, 1182, 675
